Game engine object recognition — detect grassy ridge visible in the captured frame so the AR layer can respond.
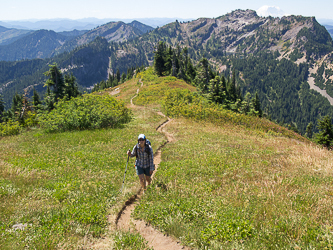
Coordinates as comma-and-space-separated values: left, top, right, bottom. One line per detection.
0, 104, 165, 249
131, 71, 333, 248
135, 68, 306, 141
135, 117, 333, 249
1, 68, 332, 249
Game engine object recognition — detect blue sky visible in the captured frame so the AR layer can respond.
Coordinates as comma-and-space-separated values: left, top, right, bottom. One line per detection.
1, 0, 332, 20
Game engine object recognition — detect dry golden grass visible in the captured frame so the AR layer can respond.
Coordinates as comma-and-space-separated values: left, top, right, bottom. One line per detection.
135, 117, 333, 249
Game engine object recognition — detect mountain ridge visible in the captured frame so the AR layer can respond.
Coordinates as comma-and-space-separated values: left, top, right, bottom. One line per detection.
0, 21, 153, 61
0, 26, 32, 45
0, 29, 72, 60
1, 9, 333, 134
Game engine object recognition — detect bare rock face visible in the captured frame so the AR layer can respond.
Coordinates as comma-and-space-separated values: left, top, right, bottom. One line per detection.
225, 9, 258, 21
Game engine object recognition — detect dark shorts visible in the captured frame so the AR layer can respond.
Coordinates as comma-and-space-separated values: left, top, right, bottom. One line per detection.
135, 165, 151, 176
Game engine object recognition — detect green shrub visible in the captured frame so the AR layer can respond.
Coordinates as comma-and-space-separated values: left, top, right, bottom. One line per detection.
39, 94, 132, 132
23, 111, 39, 127
162, 88, 306, 140
0, 119, 21, 136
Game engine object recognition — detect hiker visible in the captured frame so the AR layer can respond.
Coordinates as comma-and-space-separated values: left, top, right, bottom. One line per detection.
127, 134, 154, 190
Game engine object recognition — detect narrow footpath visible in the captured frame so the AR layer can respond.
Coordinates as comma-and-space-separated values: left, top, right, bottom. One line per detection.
115, 82, 188, 250
91, 81, 189, 249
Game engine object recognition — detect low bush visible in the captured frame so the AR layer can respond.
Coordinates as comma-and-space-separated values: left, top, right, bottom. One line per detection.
39, 94, 132, 133
0, 119, 21, 136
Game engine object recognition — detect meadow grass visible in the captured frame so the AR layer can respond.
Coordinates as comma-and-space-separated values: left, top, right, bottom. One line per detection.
134, 117, 333, 249
113, 230, 153, 250
2, 68, 332, 249
107, 78, 141, 105
133, 68, 196, 106
0, 105, 165, 249
129, 69, 333, 249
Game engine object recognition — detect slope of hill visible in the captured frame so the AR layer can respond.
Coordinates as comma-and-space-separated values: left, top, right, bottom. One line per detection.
128, 20, 154, 33
52, 21, 147, 56
58, 29, 88, 37
0, 30, 72, 61
0, 37, 113, 108
113, 9, 333, 133
0, 26, 32, 45
121, 9, 332, 64
1, 73, 333, 249
1, 9, 333, 134
0, 20, 152, 61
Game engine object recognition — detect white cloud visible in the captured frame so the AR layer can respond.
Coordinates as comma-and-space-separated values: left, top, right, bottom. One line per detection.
256, 6, 287, 18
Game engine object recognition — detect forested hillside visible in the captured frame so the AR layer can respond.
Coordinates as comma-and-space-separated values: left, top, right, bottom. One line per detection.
0, 26, 32, 45
52, 21, 150, 56
0, 21, 153, 62
113, 9, 333, 133
0, 30, 72, 61
1, 9, 333, 134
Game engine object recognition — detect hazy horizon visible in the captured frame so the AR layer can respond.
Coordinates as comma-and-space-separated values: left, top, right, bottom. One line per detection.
1, 0, 332, 21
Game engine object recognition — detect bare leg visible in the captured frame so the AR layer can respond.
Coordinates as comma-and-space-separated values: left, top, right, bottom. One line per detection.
138, 174, 146, 189
145, 175, 152, 186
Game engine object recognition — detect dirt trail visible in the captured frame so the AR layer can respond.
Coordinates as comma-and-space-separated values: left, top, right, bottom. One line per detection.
115, 85, 188, 250
129, 79, 143, 107
92, 81, 188, 249
116, 115, 186, 250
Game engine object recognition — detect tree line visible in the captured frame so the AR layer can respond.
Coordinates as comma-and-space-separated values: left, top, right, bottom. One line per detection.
0, 63, 80, 125
91, 65, 146, 92
152, 41, 333, 149
153, 41, 263, 116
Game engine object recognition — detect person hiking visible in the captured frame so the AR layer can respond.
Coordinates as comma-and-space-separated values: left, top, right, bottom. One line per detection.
127, 134, 154, 191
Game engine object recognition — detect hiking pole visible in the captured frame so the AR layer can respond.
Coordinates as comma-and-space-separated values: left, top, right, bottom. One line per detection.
121, 154, 130, 193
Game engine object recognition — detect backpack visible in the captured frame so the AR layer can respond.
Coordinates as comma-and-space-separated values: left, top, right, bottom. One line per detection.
135, 139, 151, 157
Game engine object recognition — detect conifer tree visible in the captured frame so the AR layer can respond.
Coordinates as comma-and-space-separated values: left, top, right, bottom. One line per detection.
221, 75, 227, 93
127, 67, 134, 80
44, 63, 65, 102
183, 47, 189, 72
305, 122, 313, 139
251, 92, 262, 117
208, 76, 220, 103
227, 71, 237, 103
154, 41, 166, 76
11, 93, 23, 116
44, 86, 55, 111
165, 46, 173, 75
107, 73, 113, 87
32, 88, 41, 110
186, 60, 196, 81
172, 52, 177, 77
64, 74, 80, 99
195, 58, 210, 93
116, 69, 121, 83
0, 94, 4, 122
121, 72, 126, 82
315, 115, 333, 149
240, 92, 252, 114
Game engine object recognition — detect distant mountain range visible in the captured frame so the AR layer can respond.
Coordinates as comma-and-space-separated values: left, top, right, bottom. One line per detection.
0, 26, 32, 45
324, 25, 333, 38
1, 10, 333, 134
0, 17, 192, 32
0, 21, 153, 61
